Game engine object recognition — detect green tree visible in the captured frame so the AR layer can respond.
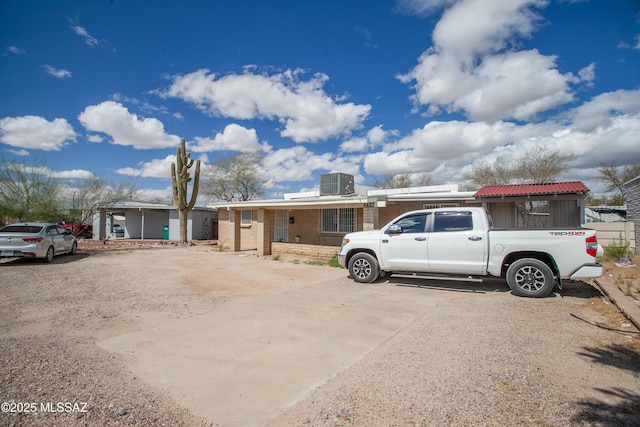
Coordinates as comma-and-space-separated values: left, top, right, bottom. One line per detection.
597, 160, 640, 205
202, 152, 265, 201
0, 158, 63, 222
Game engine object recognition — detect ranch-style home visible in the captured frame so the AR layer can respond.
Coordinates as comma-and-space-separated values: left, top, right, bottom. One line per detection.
209, 173, 593, 259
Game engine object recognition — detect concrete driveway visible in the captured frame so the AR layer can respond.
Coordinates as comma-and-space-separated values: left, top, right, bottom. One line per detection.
98, 270, 502, 426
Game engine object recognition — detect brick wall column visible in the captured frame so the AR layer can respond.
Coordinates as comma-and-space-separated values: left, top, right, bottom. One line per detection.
363, 207, 379, 231
256, 208, 274, 256
228, 209, 241, 252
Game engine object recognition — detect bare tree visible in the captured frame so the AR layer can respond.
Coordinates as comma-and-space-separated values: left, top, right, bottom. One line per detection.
0, 158, 63, 222
513, 145, 570, 184
65, 177, 136, 235
464, 146, 570, 189
597, 160, 640, 205
463, 160, 514, 189
371, 172, 432, 189
202, 153, 265, 201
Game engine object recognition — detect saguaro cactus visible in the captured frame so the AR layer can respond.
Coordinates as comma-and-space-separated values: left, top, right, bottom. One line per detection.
171, 138, 201, 244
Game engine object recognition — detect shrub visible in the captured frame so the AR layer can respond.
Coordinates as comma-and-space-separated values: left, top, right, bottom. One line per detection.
328, 252, 341, 268
604, 234, 631, 260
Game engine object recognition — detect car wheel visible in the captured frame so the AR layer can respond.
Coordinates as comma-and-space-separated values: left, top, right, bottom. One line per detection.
43, 246, 54, 263
348, 252, 379, 283
69, 241, 77, 255
506, 258, 555, 297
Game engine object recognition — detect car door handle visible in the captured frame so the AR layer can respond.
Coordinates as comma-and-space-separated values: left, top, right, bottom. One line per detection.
468, 236, 482, 241
414, 237, 426, 241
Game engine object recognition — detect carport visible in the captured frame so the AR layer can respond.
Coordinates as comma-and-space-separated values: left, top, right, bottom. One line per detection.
94, 202, 217, 241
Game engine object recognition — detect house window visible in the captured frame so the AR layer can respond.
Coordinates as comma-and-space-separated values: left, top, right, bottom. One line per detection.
241, 210, 253, 227
321, 208, 355, 233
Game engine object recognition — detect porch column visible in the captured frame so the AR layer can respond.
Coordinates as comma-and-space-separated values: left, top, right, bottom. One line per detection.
256, 208, 274, 257
363, 207, 379, 231
228, 209, 241, 252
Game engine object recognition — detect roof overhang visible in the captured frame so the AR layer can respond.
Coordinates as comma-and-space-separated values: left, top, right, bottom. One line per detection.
208, 191, 477, 210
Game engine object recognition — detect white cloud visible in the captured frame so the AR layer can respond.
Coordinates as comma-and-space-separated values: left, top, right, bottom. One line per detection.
8, 148, 29, 156
134, 187, 173, 203
0, 115, 77, 151
192, 123, 271, 153
261, 146, 364, 188
116, 153, 209, 179
116, 155, 176, 179
565, 89, 640, 133
398, 0, 591, 122
43, 65, 72, 79
70, 23, 99, 47
340, 137, 368, 153
24, 165, 94, 179
6, 46, 26, 55
160, 68, 371, 142
78, 101, 181, 149
362, 88, 640, 185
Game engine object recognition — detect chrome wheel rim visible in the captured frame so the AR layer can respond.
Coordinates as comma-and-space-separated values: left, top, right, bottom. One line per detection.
352, 258, 372, 280
514, 265, 545, 292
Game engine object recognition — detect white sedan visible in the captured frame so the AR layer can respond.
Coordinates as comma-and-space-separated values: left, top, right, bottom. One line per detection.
0, 223, 77, 262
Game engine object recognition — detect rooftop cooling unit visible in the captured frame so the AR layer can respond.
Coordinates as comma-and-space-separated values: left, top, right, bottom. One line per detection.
320, 173, 355, 196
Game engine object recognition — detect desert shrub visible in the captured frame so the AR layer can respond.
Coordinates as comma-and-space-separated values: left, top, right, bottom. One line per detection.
604, 234, 631, 260
328, 252, 341, 268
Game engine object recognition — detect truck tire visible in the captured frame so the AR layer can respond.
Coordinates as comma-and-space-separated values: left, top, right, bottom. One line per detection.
348, 253, 379, 283
506, 258, 555, 298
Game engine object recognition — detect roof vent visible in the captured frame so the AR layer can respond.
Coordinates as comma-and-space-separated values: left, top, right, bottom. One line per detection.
320, 173, 355, 196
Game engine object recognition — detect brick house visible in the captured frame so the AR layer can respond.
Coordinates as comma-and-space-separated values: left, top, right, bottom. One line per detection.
210, 175, 592, 259
210, 175, 478, 257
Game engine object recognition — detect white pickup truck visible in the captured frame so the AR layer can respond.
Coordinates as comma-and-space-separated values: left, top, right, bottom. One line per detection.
338, 207, 602, 297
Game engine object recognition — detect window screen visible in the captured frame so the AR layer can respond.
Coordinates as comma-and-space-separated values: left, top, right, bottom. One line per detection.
321, 208, 355, 233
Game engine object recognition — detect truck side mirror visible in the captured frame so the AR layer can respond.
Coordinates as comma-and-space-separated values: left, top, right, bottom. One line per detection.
385, 224, 403, 235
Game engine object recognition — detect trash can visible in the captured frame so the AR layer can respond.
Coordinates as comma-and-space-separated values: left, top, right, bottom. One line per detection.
163, 226, 169, 240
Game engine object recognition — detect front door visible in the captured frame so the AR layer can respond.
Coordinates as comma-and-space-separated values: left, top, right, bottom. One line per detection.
274, 210, 288, 243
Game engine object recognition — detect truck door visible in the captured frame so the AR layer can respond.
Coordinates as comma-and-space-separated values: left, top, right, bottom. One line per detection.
427, 211, 486, 275
380, 212, 430, 272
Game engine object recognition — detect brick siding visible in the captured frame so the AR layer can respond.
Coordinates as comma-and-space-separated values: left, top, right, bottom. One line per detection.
271, 242, 340, 262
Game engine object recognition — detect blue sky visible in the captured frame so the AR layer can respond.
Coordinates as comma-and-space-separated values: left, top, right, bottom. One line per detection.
1, 0, 639, 203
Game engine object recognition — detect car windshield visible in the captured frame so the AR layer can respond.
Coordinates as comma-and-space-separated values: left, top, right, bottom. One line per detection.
0, 225, 44, 233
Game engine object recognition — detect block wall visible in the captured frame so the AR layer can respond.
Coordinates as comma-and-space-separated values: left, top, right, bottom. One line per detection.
624, 176, 640, 254
271, 242, 340, 262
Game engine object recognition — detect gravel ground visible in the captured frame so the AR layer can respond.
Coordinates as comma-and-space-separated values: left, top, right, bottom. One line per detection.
1, 241, 639, 427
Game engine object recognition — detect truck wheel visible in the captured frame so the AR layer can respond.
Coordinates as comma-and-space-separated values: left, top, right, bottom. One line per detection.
348, 253, 379, 283
506, 258, 555, 297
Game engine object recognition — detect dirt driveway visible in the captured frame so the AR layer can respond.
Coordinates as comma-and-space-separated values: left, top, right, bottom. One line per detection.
1, 244, 639, 426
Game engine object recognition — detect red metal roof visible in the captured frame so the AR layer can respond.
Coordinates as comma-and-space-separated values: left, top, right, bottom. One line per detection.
474, 181, 589, 198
